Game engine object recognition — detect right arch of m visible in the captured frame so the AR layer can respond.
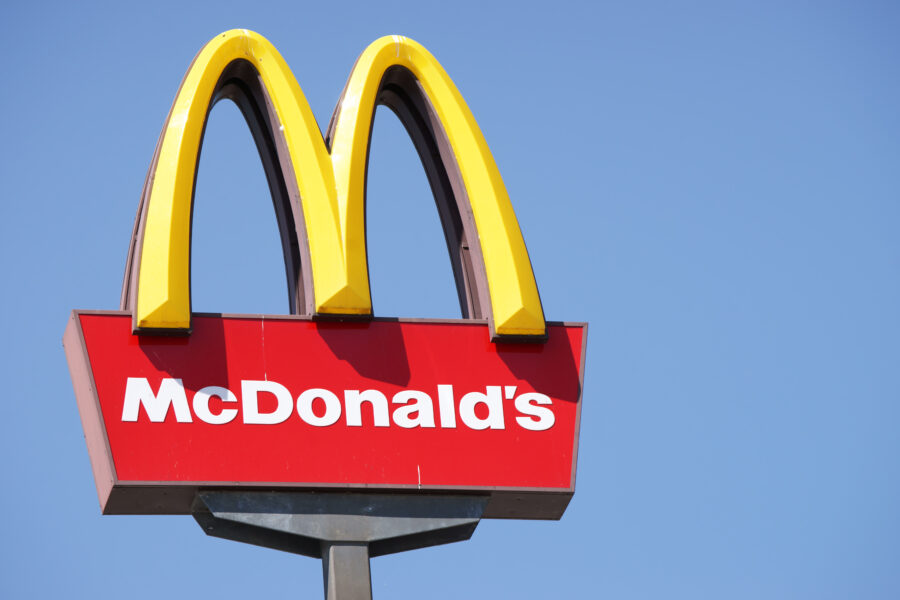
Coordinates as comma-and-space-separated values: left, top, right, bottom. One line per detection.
122, 29, 545, 339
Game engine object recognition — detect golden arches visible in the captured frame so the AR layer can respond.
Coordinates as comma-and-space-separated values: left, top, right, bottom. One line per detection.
123, 30, 545, 338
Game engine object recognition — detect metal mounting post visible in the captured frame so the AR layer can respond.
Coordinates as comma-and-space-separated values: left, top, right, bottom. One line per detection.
193, 491, 489, 600
321, 542, 372, 600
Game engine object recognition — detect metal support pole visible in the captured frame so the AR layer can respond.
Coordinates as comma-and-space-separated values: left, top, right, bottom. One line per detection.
192, 491, 488, 600
321, 542, 372, 600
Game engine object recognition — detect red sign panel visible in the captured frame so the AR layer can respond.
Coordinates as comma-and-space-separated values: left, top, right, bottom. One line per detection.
65, 312, 586, 518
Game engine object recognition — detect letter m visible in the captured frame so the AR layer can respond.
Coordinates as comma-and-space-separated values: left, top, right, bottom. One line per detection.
122, 377, 192, 422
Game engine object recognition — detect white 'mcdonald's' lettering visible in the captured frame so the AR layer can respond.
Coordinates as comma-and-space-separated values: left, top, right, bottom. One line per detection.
242, 380, 293, 424
192, 385, 238, 424
514, 392, 556, 431
123, 377, 192, 423
121, 378, 556, 431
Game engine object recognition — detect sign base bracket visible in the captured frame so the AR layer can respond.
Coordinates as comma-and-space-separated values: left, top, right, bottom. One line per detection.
192, 491, 489, 600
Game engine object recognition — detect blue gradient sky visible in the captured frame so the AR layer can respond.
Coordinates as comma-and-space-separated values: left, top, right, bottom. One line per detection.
1, 1, 898, 598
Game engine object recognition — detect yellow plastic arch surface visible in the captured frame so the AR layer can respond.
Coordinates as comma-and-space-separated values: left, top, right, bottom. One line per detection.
135, 30, 545, 336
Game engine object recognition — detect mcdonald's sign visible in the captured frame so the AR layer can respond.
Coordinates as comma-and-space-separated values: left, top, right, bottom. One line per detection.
64, 31, 587, 519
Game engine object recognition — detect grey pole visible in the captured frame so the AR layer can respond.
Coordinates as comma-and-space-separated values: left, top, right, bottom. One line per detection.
322, 542, 372, 600
193, 491, 488, 600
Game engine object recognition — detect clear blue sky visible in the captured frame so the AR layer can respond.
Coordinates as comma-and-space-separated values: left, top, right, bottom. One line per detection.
2, 1, 898, 598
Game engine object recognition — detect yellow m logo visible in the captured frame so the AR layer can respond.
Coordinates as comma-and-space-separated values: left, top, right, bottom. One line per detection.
121, 30, 545, 338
